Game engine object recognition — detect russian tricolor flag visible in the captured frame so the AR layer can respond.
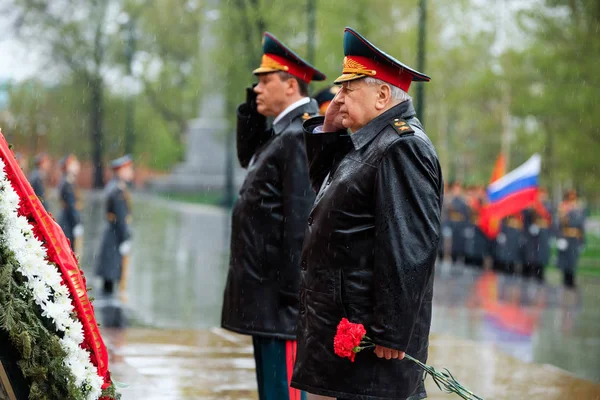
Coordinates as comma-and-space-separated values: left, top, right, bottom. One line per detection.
479, 154, 541, 238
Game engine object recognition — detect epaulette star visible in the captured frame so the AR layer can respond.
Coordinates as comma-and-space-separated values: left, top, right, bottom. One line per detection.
391, 118, 414, 136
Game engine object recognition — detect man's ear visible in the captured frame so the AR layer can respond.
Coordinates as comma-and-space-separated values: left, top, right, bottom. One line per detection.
374, 84, 392, 110
286, 77, 298, 96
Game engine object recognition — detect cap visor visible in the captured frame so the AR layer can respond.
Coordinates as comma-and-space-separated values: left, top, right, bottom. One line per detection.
333, 73, 367, 84
252, 66, 284, 75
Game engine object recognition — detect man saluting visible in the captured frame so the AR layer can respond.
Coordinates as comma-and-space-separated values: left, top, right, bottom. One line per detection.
221, 32, 326, 400
291, 28, 443, 400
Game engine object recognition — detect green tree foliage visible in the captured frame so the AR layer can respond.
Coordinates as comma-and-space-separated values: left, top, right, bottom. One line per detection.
1, 0, 598, 200
510, 0, 600, 198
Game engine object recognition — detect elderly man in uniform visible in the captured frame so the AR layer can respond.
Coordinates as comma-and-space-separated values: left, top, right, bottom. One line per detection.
29, 153, 52, 210
221, 32, 325, 400
557, 189, 586, 288
58, 154, 83, 251
291, 27, 443, 400
96, 155, 134, 296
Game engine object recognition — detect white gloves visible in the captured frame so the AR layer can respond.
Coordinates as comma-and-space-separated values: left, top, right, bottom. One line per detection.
119, 240, 132, 256
73, 224, 84, 238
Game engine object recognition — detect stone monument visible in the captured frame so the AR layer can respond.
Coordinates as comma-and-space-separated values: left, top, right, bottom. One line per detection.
149, 1, 245, 193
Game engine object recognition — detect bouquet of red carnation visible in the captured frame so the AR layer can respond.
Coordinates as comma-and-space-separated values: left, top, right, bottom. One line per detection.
334, 318, 483, 400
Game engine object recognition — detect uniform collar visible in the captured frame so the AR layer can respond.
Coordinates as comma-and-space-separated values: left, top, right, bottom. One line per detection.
273, 98, 318, 134
350, 99, 416, 150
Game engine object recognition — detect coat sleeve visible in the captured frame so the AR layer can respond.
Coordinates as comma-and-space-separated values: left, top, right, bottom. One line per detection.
279, 131, 315, 294
370, 136, 442, 351
62, 183, 81, 227
236, 102, 268, 168
112, 189, 131, 244
303, 117, 353, 193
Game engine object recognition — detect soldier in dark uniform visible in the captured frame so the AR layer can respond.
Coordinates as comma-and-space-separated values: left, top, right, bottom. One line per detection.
57, 154, 82, 251
221, 32, 325, 400
464, 185, 489, 267
28, 153, 51, 210
291, 27, 441, 400
557, 189, 586, 288
313, 85, 340, 115
96, 155, 134, 296
522, 188, 553, 281
494, 213, 524, 274
447, 181, 469, 263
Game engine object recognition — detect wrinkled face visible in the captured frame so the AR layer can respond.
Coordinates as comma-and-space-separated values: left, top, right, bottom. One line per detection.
254, 72, 292, 117
334, 79, 380, 133
118, 164, 135, 182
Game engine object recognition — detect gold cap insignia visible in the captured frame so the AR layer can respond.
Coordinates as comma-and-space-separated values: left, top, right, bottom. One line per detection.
253, 54, 289, 75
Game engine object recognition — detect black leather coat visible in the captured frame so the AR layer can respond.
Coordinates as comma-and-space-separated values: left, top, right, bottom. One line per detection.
221, 99, 318, 339
291, 101, 443, 400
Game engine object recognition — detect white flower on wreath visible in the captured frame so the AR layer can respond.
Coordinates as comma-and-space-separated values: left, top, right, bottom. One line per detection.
0, 161, 104, 399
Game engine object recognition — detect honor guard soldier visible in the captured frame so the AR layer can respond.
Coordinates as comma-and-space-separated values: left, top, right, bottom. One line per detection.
464, 185, 489, 267
522, 188, 553, 281
221, 32, 325, 400
557, 189, 586, 288
313, 85, 340, 115
57, 154, 83, 251
494, 213, 524, 274
447, 181, 469, 263
28, 153, 51, 210
96, 155, 134, 296
291, 27, 442, 400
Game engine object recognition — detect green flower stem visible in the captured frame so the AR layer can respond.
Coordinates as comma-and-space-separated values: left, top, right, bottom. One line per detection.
403, 354, 484, 400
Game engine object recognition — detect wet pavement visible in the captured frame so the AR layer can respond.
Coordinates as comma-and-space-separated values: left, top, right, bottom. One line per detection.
69, 192, 600, 399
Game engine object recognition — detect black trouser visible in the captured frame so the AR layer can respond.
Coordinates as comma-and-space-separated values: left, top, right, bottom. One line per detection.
103, 280, 115, 294
563, 270, 575, 288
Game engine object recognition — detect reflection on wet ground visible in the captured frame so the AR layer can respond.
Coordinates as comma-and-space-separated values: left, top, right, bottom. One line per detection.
102, 328, 600, 399
70, 192, 600, 399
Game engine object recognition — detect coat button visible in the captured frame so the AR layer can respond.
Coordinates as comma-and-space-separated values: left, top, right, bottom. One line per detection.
307, 216, 313, 225
301, 260, 307, 270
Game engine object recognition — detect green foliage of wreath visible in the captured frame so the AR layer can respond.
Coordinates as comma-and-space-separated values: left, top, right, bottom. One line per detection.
0, 214, 119, 400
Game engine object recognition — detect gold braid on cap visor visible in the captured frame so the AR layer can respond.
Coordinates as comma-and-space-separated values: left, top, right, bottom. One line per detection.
341, 57, 376, 76
259, 54, 289, 72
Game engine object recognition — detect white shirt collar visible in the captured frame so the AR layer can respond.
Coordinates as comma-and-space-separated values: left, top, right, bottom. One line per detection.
273, 97, 310, 125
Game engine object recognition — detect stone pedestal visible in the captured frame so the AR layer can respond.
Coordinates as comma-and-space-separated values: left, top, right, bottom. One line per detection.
148, 116, 245, 193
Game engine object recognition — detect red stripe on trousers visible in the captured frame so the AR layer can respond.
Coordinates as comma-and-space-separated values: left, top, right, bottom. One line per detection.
286, 340, 300, 400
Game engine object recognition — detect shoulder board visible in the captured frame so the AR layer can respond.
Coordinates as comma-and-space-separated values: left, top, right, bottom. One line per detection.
390, 118, 414, 136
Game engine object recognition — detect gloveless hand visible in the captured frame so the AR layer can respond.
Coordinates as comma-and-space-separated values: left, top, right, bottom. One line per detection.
374, 345, 405, 360
322, 90, 345, 132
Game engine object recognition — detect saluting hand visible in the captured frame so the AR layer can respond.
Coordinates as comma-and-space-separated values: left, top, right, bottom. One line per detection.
374, 345, 405, 360
322, 90, 345, 132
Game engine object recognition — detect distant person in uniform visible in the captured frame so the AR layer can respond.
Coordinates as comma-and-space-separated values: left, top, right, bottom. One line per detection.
58, 154, 83, 251
447, 181, 469, 263
220, 32, 325, 400
464, 184, 489, 268
29, 153, 52, 210
96, 155, 134, 296
313, 85, 340, 115
494, 213, 524, 274
557, 189, 586, 289
522, 188, 552, 281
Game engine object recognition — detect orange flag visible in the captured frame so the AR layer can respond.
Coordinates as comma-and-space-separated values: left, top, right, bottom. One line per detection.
479, 153, 506, 238
489, 153, 506, 184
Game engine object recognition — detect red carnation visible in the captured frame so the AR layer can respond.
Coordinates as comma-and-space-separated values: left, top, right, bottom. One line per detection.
334, 318, 367, 362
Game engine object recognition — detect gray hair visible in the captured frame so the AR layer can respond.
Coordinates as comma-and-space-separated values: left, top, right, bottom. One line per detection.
363, 77, 411, 102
